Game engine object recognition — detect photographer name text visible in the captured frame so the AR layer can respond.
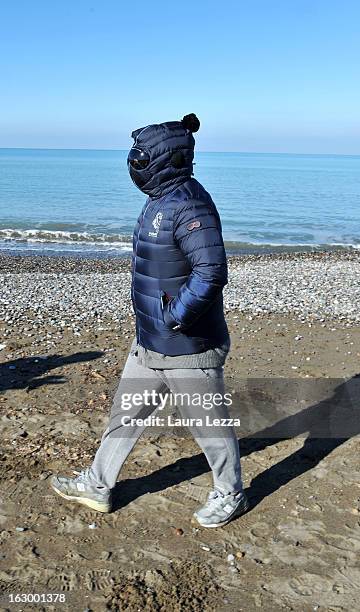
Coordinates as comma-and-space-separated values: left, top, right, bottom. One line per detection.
119, 415, 241, 427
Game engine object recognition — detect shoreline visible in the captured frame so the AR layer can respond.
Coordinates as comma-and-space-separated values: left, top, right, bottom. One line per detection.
1, 241, 360, 260
1, 245, 360, 271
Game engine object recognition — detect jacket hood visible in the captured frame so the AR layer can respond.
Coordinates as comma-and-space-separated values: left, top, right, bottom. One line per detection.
127, 115, 199, 199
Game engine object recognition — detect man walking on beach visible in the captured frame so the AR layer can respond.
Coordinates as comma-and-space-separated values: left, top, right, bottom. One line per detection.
51, 114, 248, 528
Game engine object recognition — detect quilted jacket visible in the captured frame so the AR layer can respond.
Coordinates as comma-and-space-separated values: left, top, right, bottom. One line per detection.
129, 120, 230, 355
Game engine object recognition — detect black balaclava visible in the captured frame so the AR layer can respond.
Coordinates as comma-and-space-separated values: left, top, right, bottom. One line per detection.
127, 113, 200, 199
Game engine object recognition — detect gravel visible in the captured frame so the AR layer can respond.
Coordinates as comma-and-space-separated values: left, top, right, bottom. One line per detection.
226, 254, 360, 322
1, 251, 360, 329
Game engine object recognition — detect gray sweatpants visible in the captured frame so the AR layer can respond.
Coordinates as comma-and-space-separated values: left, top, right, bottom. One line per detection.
88, 351, 243, 495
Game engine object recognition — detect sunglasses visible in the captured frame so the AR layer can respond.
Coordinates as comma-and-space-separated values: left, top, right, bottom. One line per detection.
128, 147, 150, 170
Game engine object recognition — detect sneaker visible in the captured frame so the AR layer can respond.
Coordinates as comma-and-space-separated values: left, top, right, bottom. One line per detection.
193, 489, 249, 528
50, 468, 111, 513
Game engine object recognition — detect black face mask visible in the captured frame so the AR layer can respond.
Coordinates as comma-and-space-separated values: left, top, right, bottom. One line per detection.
127, 146, 152, 190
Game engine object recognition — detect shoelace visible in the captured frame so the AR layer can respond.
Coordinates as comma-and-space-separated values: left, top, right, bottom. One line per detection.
72, 468, 90, 481
206, 489, 243, 509
73, 468, 107, 491
206, 489, 225, 508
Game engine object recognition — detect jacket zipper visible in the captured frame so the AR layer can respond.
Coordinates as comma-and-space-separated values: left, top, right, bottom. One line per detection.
133, 198, 152, 345
132, 123, 154, 344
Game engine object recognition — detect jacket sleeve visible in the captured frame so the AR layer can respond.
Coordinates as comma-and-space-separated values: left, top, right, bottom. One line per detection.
163, 198, 228, 330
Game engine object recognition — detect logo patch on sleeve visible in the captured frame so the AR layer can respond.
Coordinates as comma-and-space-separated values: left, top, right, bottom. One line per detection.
187, 220, 201, 231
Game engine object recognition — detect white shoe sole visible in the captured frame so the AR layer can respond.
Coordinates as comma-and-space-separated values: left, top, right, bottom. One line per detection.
51, 483, 111, 513
192, 516, 236, 528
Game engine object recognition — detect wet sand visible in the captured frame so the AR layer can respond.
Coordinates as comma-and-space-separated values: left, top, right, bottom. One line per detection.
0, 252, 360, 611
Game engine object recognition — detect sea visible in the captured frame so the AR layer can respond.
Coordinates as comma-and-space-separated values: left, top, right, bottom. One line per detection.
0, 148, 359, 258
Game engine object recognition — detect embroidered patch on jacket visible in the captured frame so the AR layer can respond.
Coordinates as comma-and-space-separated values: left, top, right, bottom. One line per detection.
187, 220, 201, 231
149, 212, 163, 237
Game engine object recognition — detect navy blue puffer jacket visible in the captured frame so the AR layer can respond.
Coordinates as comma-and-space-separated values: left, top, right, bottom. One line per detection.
128, 117, 230, 356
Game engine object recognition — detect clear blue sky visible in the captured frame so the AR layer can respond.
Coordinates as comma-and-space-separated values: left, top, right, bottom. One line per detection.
1, 0, 359, 153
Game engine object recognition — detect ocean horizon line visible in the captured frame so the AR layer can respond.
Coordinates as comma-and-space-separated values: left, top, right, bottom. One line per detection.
1, 147, 360, 158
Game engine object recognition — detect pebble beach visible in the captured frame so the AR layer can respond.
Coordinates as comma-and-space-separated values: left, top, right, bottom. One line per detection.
1, 250, 360, 338
1, 249, 360, 611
